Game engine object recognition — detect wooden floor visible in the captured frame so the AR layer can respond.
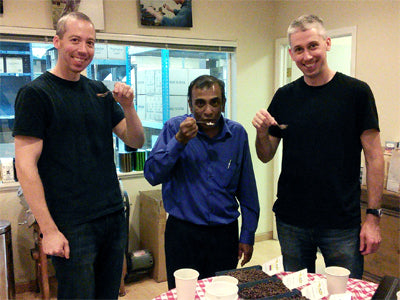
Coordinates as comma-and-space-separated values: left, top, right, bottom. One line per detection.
15, 239, 325, 300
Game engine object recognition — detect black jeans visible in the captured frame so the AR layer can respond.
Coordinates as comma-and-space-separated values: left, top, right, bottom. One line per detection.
164, 216, 239, 290
276, 217, 363, 279
52, 210, 127, 299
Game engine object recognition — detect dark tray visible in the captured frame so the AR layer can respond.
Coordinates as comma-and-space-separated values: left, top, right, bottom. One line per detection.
241, 289, 303, 300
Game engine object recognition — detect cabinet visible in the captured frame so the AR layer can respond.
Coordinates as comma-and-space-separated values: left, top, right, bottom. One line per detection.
360, 186, 400, 283
0, 42, 33, 116
88, 44, 131, 86
0, 42, 32, 77
0, 42, 33, 153
0, 42, 54, 119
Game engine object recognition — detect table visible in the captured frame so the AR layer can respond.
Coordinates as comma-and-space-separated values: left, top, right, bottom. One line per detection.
153, 271, 378, 300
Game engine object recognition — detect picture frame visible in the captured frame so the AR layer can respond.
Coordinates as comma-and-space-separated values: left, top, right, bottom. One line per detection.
51, 0, 105, 30
139, 0, 192, 27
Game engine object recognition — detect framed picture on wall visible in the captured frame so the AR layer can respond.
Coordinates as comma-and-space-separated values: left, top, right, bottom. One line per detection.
139, 0, 192, 27
51, 0, 105, 30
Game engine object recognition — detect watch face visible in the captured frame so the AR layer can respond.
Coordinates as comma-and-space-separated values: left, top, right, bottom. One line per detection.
366, 208, 382, 217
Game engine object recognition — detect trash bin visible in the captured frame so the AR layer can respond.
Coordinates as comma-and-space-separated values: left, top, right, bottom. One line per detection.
0, 220, 15, 300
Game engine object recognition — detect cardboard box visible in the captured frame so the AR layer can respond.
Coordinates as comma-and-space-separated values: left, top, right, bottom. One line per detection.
139, 190, 167, 282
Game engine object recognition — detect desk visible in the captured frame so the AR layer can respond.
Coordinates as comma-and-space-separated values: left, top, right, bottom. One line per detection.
153, 271, 378, 300
360, 186, 400, 282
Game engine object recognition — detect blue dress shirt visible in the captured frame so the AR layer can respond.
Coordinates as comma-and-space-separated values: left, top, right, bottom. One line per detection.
144, 114, 260, 245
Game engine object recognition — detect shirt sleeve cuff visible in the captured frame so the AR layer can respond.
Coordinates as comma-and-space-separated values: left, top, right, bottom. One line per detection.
239, 228, 255, 245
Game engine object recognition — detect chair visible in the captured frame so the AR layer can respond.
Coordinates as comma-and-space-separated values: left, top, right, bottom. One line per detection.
17, 187, 51, 300
30, 222, 50, 300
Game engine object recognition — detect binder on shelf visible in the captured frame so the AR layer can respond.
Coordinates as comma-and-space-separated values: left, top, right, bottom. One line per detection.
5, 57, 23, 73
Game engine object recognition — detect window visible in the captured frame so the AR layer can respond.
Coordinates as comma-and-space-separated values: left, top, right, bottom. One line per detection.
0, 34, 235, 174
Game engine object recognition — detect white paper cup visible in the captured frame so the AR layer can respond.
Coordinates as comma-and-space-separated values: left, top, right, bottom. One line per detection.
212, 275, 239, 286
205, 281, 239, 300
174, 268, 199, 300
325, 266, 350, 295
396, 290, 400, 300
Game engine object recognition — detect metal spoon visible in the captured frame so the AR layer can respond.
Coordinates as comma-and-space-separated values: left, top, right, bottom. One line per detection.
196, 120, 216, 126
268, 123, 288, 136
96, 91, 113, 97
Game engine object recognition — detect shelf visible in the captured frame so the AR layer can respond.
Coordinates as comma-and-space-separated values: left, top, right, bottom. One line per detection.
142, 121, 163, 129
0, 50, 30, 55
0, 73, 31, 77
0, 115, 14, 119
91, 59, 126, 66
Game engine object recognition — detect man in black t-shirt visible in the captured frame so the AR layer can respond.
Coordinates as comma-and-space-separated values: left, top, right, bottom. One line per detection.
252, 15, 384, 279
13, 12, 144, 299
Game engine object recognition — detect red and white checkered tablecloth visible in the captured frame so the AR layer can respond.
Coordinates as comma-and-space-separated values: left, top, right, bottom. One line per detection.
153, 272, 378, 300
153, 277, 213, 300
277, 272, 378, 300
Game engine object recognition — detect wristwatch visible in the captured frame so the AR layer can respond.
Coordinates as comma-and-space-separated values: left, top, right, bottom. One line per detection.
366, 208, 383, 217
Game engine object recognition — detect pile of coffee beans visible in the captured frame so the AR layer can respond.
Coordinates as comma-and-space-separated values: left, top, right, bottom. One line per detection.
238, 280, 290, 299
225, 268, 271, 284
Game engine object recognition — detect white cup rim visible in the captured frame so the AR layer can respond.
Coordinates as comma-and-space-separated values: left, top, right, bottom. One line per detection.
212, 275, 239, 285
325, 266, 350, 277
174, 268, 200, 280
205, 281, 239, 297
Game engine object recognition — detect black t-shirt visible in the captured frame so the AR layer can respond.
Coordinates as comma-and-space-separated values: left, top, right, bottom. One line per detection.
268, 72, 379, 228
13, 72, 125, 228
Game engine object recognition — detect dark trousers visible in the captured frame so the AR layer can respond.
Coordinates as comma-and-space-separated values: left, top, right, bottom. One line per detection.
51, 210, 127, 299
276, 217, 363, 279
165, 216, 239, 290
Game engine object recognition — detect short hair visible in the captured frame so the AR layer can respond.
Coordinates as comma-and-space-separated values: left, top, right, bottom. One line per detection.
287, 15, 327, 45
56, 11, 95, 39
187, 75, 226, 104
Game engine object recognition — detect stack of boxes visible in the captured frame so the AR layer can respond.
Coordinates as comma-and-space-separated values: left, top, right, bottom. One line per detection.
136, 68, 210, 124
139, 190, 167, 282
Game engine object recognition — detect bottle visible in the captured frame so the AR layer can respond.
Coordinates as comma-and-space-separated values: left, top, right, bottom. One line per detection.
113, 136, 119, 169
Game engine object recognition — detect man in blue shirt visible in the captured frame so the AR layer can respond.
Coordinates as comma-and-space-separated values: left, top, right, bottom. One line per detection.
144, 75, 260, 289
